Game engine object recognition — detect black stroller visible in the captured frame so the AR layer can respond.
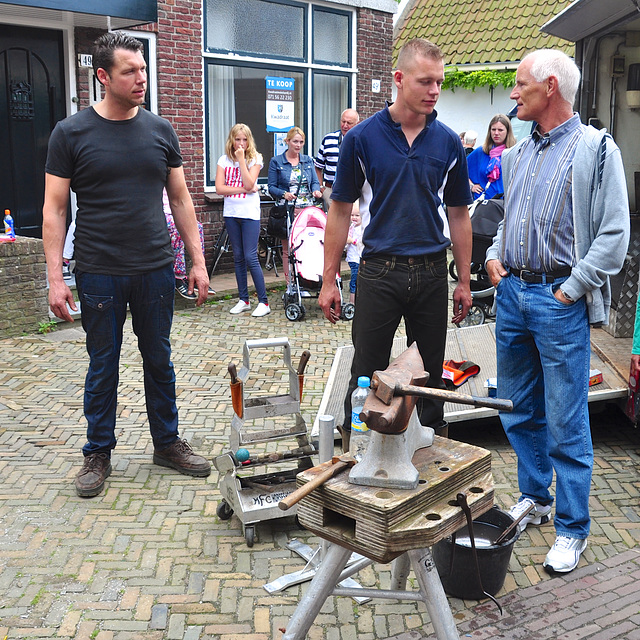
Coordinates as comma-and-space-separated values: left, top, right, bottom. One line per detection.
451, 197, 504, 327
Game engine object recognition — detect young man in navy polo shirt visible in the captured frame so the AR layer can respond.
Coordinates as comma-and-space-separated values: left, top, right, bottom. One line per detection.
319, 38, 473, 449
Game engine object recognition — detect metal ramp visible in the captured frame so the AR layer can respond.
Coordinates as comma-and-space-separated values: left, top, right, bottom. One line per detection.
313, 324, 628, 434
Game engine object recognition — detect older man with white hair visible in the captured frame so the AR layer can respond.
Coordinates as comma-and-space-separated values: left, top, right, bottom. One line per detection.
487, 49, 630, 573
314, 108, 360, 211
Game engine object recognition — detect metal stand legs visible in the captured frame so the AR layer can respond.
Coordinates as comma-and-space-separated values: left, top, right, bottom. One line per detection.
281, 544, 353, 640
281, 544, 460, 640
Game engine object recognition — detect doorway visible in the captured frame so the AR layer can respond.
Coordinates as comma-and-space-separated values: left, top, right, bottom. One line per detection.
0, 24, 67, 238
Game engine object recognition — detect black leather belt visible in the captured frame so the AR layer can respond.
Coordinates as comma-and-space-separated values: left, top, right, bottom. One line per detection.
324, 180, 334, 187
508, 267, 572, 283
367, 251, 447, 264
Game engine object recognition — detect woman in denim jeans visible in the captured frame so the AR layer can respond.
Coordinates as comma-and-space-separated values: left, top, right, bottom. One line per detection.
268, 127, 322, 283
216, 124, 271, 317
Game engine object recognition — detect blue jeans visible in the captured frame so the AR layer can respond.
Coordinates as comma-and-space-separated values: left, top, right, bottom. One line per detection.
76, 264, 180, 456
344, 252, 449, 429
225, 217, 268, 304
348, 261, 359, 294
495, 273, 592, 539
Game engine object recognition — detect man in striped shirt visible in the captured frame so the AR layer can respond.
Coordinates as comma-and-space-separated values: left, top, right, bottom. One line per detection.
487, 50, 629, 575
314, 108, 359, 211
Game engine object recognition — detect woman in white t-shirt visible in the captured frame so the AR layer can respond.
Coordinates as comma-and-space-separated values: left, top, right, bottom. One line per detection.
215, 124, 270, 317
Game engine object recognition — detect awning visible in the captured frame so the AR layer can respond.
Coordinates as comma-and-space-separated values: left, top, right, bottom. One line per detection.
541, 0, 640, 42
0, 0, 157, 29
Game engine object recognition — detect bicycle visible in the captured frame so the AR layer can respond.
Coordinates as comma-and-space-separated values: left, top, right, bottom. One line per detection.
210, 185, 282, 277
258, 227, 283, 276
209, 225, 283, 277
209, 227, 231, 276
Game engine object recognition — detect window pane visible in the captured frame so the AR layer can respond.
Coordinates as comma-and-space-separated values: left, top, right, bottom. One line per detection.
313, 73, 349, 156
313, 9, 350, 66
206, 0, 305, 60
206, 63, 306, 186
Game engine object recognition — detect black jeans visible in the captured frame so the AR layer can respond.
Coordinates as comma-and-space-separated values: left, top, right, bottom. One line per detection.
344, 252, 449, 430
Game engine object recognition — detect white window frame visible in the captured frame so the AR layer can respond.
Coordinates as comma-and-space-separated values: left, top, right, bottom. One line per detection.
202, 0, 358, 191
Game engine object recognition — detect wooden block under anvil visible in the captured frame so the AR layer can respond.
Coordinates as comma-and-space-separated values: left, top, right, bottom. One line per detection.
296, 436, 493, 563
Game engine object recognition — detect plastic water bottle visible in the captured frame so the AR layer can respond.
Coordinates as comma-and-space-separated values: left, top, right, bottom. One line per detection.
350, 376, 371, 461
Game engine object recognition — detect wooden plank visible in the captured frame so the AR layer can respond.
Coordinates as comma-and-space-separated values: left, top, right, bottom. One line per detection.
296, 437, 494, 563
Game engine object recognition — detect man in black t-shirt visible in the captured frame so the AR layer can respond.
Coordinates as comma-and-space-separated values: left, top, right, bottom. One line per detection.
43, 32, 211, 498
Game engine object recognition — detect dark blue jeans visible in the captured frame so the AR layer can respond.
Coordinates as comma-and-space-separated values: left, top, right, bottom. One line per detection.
344, 252, 449, 430
224, 217, 268, 304
76, 264, 179, 456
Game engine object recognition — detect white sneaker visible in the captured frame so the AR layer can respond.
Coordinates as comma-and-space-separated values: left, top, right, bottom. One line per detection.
543, 535, 587, 574
251, 302, 271, 317
230, 300, 251, 314
508, 497, 552, 531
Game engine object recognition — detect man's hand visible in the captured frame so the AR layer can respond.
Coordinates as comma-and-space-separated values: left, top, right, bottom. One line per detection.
188, 264, 210, 307
319, 282, 342, 324
319, 200, 353, 323
486, 259, 507, 287
451, 282, 472, 325
631, 354, 640, 380
48, 279, 77, 322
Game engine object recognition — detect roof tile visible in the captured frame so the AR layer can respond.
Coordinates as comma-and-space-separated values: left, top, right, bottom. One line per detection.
393, 0, 575, 64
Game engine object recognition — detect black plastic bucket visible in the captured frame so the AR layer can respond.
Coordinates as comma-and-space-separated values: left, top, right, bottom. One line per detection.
432, 507, 519, 599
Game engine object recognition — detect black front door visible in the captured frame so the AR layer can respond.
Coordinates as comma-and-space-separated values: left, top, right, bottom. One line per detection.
0, 25, 66, 238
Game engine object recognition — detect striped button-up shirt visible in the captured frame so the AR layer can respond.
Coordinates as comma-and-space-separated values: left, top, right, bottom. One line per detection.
314, 130, 342, 184
501, 113, 584, 272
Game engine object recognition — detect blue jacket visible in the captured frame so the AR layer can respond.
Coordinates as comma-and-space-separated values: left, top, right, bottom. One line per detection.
467, 146, 504, 200
268, 153, 320, 202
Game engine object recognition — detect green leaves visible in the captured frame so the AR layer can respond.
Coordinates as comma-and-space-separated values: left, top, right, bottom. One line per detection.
443, 68, 517, 92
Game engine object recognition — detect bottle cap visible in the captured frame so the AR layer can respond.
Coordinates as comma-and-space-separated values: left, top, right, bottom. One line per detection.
357, 376, 370, 388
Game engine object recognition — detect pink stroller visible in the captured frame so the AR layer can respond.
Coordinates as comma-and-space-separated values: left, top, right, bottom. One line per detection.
283, 206, 353, 321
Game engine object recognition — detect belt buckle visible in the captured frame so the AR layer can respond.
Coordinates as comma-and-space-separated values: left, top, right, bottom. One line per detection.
520, 270, 537, 283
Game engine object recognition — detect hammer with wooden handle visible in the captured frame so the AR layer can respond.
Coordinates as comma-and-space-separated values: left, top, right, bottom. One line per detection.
297, 349, 311, 400
278, 454, 356, 511
228, 361, 243, 419
371, 370, 513, 412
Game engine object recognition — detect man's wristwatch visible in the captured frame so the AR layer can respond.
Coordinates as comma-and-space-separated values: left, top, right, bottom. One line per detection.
559, 289, 574, 303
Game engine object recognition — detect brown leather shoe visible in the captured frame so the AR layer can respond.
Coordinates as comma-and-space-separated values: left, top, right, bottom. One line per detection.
75, 452, 112, 497
153, 438, 211, 477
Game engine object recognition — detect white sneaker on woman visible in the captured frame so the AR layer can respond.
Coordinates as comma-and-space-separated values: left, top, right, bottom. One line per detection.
230, 300, 251, 314
251, 303, 271, 317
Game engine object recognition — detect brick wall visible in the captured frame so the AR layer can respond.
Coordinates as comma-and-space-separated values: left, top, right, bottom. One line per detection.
0, 238, 49, 338
356, 8, 394, 119
154, 0, 213, 249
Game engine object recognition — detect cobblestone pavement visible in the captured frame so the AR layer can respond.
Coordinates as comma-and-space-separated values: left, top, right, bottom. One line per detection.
1, 277, 640, 640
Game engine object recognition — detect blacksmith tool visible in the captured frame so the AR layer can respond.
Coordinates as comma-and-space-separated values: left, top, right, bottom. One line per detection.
228, 361, 243, 419
350, 343, 512, 489
278, 454, 357, 511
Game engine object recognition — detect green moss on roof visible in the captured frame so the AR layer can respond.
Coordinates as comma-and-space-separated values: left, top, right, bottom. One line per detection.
393, 0, 574, 67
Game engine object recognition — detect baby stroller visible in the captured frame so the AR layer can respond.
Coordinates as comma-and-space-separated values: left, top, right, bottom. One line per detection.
282, 205, 352, 322
453, 197, 504, 327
